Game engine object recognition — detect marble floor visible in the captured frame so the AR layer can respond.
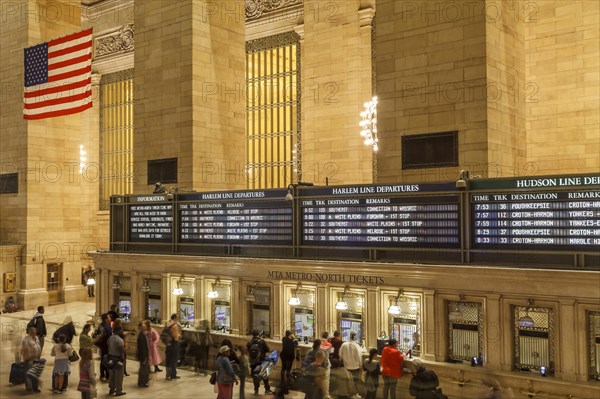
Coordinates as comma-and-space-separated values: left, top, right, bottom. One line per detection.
0, 301, 302, 399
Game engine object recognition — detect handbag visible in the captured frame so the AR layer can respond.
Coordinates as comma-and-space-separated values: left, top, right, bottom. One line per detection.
433, 387, 449, 399
209, 371, 217, 385
69, 351, 80, 362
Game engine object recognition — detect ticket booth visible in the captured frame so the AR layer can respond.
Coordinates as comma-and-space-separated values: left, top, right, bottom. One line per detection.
208, 278, 231, 332
114, 275, 131, 321
335, 287, 365, 343
289, 283, 316, 342
387, 291, 421, 356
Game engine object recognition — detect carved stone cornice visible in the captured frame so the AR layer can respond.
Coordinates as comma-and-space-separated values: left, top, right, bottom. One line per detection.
94, 24, 134, 60
245, 0, 303, 22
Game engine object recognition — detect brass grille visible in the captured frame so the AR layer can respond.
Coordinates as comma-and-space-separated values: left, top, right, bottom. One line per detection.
148, 279, 161, 295
295, 289, 314, 308
448, 301, 483, 361
246, 32, 300, 188
99, 69, 134, 210
215, 284, 231, 301
589, 311, 600, 379
180, 281, 194, 297
513, 305, 554, 372
253, 286, 270, 306
338, 292, 364, 313
119, 276, 131, 292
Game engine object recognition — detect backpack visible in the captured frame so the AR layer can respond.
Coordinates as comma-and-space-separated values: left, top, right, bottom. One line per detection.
248, 338, 262, 362
160, 326, 173, 345
27, 316, 37, 331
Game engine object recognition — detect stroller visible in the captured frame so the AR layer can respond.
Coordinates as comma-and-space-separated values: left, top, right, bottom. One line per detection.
257, 350, 279, 380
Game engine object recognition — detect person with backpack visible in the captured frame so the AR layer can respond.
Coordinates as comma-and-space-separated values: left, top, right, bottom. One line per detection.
163, 313, 182, 380
27, 306, 47, 353
363, 348, 380, 399
247, 329, 273, 395
408, 360, 440, 399
94, 313, 113, 381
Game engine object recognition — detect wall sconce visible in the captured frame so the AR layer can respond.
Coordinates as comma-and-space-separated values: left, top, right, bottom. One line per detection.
207, 277, 220, 299
140, 275, 151, 293
539, 366, 547, 377
245, 282, 258, 302
518, 298, 535, 328
172, 275, 184, 296
388, 289, 403, 315
449, 294, 465, 322
111, 272, 123, 290
335, 285, 350, 311
288, 282, 302, 306
285, 182, 314, 201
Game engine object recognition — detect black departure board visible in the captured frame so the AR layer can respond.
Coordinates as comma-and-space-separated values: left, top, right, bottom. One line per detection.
471, 190, 600, 249
177, 189, 292, 245
299, 183, 460, 247
128, 195, 173, 242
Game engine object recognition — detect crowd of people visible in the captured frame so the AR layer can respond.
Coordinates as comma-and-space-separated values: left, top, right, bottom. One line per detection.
9, 304, 467, 399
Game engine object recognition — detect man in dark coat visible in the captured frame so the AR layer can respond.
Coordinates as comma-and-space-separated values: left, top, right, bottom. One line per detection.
52, 316, 77, 344
136, 322, 151, 387
29, 306, 47, 353
408, 359, 440, 399
95, 313, 113, 381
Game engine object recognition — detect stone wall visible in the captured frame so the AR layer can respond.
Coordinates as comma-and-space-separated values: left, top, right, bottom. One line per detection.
525, 1, 600, 175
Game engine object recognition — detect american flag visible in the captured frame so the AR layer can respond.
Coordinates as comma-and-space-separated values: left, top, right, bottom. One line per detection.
23, 28, 93, 120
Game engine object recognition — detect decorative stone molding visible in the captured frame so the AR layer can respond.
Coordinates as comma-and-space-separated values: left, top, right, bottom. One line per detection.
245, 0, 303, 22
358, 7, 375, 28
94, 24, 134, 60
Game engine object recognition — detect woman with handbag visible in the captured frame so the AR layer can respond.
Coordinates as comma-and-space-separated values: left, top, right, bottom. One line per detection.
216, 346, 239, 399
51, 334, 73, 393
77, 347, 97, 399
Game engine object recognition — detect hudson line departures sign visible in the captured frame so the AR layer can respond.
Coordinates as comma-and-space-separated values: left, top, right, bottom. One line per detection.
471, 174, 600, 249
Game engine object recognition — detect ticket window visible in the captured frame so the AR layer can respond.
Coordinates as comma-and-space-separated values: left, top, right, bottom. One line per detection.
289, 287, 315, 343
388, 294, 421, 356
250, 286, 271, 337
209, 280, 231, 332
513, 304, 553, 374
116, 277, 132, 322
336, 290, 365, 344
175, 280, 195, 327
144, 278, 162, 324
447, 300, 483, 363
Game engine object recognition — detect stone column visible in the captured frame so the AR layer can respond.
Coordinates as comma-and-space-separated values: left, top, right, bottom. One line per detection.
421, 290, 436, 361
485, 294, 502, 368
556, 299, 577, 381
230, 277, 240, 334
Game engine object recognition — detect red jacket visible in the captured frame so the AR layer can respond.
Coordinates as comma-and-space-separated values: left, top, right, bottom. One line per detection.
380, 346, 404, 378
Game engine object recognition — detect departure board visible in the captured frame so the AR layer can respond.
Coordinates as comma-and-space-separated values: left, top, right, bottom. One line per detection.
300, 183, 460, 247
471, 190, 600, 249
128, 195, 173, 242
177, 189, 292, 245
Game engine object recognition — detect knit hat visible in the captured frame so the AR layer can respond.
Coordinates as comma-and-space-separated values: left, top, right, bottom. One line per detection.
219, 345, 231, 354
413, 359, 424, 370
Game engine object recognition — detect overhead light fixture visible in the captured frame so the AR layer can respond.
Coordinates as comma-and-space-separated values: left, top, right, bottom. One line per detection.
86, 277, 96, 286
359, 96, 378, 151
518, 298, 535, 328
111, 272, 123, 290
245, 282, 258, 302
172, 275, 184, 296
335, 285, 350, 311
140, 275, 151, 293
285, 182, 314, 202
153, 182, 166, 194
449, 294, 465, 322
207, 277, 220, 299
288, 282, 302, 306
388, 289, 403, 315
